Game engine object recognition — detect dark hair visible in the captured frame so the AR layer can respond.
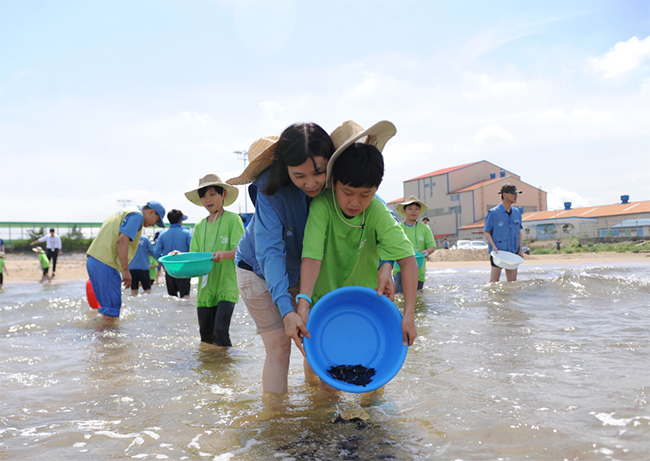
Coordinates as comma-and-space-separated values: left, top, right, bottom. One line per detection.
263, 122, 334, 196
167, 209, 184, 224
405, 203, 421, 210
49, 228, 55, 232
198, 185, 224, 198
331, 143, 384, 189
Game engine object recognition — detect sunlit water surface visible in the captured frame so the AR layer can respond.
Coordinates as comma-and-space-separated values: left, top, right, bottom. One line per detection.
1, 263, 648, 460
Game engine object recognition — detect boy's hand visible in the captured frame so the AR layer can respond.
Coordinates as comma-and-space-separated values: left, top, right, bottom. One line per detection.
211, 251, 225, 263
377, 263, 396, 301
401, 316, 417, 346
122, 269, 132, 289
169, 250, 182, 256
284, 307, 310, 357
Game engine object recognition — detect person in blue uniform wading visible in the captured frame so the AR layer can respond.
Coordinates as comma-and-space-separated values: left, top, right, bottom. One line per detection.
483, 184, 524, 282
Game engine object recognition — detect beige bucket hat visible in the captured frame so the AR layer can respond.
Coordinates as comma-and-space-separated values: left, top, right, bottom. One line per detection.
226, 135, 280, 185
396, 195, 428, 218
32, 246, 45, 254
326, 120, 397, 185
185, 174, 240, 207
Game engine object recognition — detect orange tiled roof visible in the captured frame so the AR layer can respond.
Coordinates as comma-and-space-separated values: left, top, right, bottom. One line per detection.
460, 200, 650, 229
451, 176, 509, 193
406, 162, 479, 181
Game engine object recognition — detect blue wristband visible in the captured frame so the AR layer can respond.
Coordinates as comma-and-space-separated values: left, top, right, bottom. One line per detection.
296, 294, 312, 305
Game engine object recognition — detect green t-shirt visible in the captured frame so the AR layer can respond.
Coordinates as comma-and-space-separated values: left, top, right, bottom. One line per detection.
149, 255, 158, 280
393, 222, 436, 282
190, 210, 245, 307
38, 253, 50, 269
302, 192, 414, 304
0, 258, 5, 274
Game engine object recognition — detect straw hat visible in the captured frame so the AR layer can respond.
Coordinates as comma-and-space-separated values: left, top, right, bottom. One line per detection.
0, 251, 5, 258
396, 195, 428, 218
326, 120, 397, 185
226, 135, 279, 185
185, 174, 240, 207
32, 246, 45, 254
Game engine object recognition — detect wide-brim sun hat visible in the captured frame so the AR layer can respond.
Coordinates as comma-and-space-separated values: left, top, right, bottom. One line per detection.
32, 247, 45, 253
226, 135, 279, 186
396, 195, 428, 218
0, 251, 5, 258
326, 120, 397, 185
185, 174, 239, 207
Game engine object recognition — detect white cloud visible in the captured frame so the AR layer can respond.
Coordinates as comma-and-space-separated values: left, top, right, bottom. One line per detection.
179, 111, 212, 124
462, 72, 528, 100
572, 108, 612, 123
260, 100, 284, 119
474, 125, 517, 147
536, 109, 568, 122
547, 187, 591, 211
535, 108, 612, 124
589, 35, 650, 79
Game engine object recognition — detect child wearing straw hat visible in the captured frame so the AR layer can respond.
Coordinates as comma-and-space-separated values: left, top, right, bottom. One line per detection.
0, 252, 8, 289
32, 246, 51, 283
290, 120, 418, 358
394, 196, 436, 292
185, 174, 244, 347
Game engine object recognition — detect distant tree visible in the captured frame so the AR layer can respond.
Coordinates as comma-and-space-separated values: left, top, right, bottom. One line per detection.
66, 224, 84, 240
27, 227, 45, 241
562, 223, 574, 238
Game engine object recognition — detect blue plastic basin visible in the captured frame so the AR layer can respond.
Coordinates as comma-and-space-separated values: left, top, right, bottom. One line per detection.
304, 286, 408, 393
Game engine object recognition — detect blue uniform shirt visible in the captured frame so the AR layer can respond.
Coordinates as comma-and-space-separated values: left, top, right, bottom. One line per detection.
120, 210, 144, 241
154, 223, 192, 259
484, 203, 523, 253
129, 235, 155, 270
235, 169, 310, 318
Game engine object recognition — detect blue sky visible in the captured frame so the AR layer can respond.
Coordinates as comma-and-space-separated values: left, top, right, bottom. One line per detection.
1, 0, 648, 224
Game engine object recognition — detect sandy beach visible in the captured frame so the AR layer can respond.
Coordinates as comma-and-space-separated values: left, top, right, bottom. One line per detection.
2, 250, 648, 284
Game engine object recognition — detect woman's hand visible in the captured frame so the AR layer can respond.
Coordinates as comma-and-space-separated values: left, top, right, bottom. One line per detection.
284, 305, 310, 357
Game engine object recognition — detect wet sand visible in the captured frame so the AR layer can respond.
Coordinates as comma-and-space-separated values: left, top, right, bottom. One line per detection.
2, 251, 648, 284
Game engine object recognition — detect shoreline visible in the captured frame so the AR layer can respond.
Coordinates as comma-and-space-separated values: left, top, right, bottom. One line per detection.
1, 251, 648, 285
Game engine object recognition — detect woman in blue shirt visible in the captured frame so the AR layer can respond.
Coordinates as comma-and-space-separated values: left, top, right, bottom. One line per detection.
228, 123, 334, 394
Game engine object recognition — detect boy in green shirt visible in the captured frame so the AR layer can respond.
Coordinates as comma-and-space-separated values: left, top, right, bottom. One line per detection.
185, 174, 245, 347
32, 246, 51, 283
394, 196, 436, 292
286, 121, 419, 357
0, 252, 8, 289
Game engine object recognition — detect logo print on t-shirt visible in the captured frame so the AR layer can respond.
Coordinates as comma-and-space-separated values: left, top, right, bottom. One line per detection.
221, 236, 229, 244
359, 239, 367, 249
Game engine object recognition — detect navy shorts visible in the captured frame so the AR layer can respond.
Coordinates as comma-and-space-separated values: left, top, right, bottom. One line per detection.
129, 269, 152, 291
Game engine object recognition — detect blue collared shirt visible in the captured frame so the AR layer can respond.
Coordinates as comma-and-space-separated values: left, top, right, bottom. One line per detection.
484, 203, 523, 253
129, 235, 155, 270
154, 223, 192, 259
235, 169, 309, 318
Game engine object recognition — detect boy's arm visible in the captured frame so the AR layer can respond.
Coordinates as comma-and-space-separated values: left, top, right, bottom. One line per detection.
117, 233, 132, 289
285, 257, 321, 357
395, 255, 418, 346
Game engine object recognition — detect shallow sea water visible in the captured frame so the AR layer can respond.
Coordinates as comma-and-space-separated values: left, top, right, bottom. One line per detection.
1, 263, 649, 460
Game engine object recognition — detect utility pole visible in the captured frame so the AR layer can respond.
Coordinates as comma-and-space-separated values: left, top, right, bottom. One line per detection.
234, 150, 248, 213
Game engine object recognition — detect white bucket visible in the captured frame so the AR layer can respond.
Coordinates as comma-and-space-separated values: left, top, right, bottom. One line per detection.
491, 250, 524, 270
